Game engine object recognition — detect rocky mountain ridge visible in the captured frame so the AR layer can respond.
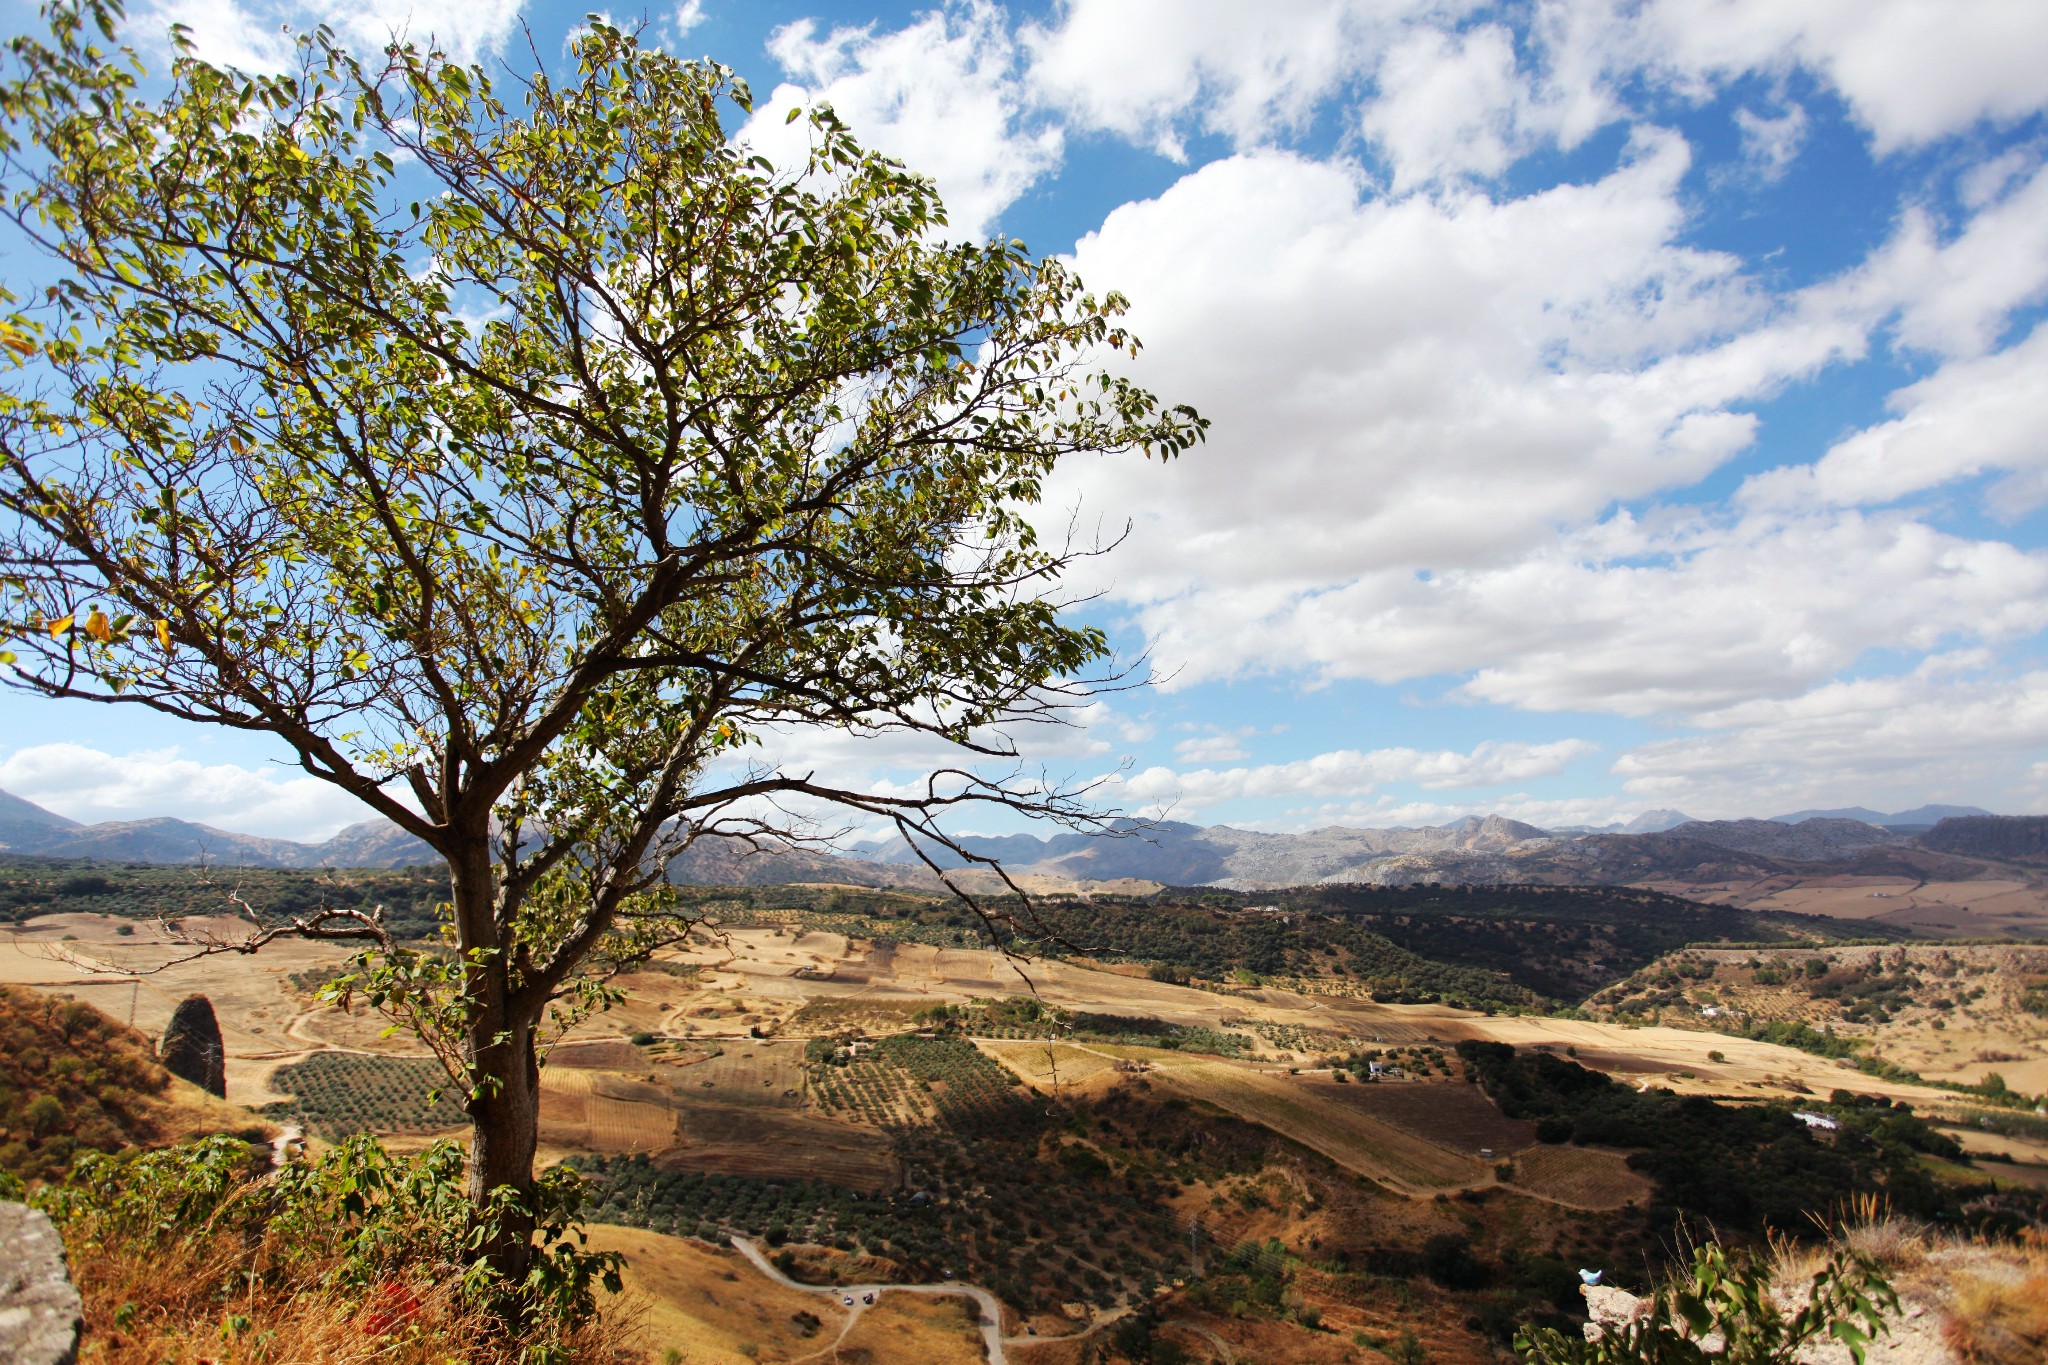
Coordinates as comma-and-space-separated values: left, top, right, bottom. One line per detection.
0, 786, 2036, 893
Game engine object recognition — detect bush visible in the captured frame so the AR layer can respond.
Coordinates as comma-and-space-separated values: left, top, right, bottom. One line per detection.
35, 1133, 624, 1363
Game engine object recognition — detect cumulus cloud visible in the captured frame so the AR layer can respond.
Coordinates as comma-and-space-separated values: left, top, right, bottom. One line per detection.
1361, 23, 1527, 188
1747, 322, 2048, 515
134, 0, 522, 69
0, 744, 380, 842
1119, 738, 1599, 814
1022, 0, 1377, 159
1622, 0, 2048, 152
1731, 101, 1806, 180
1611, 658, 2048, 814
737, 2, 1060, 241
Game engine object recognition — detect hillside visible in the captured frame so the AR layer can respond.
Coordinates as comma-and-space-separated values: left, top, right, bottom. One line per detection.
0, 984, 271, 1181
1590, 941, 2048, 1096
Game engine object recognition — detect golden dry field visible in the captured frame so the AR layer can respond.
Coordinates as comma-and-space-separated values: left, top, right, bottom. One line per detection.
1153, 1062, 1486, 1193
830, 1291, 992, 1365
588, 1225, 852, 1364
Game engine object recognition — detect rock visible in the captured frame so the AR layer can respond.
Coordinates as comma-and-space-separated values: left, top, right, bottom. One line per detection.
160, 994, 226, 1097
0, 1202, 82, 1365
1581, 1283, 1648, 1342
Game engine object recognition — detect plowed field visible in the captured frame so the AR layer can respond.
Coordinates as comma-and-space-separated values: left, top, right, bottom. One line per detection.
1323, 1079, 1537, 1157
1506, 1144, 1653, 1211
1156, 1062, 1484, 1193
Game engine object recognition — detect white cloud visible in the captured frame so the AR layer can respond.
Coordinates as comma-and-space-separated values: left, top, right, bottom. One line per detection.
1611, 658, 2048, 815
1120, 738, 1599, 813
1731, 101, 1806, 181
1361, 24, 1524, 188
134, 0, 522, 69
0, 744, 379, 843
737, 2, 1060, 241
1173, 733, 1251, 764
1746, 321, 2048, 515
1022, 0, 1385, 159
671, 0, 706, 38
1625, 0, 2048, 152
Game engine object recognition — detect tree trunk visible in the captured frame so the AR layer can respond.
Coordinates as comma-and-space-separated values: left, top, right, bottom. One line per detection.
449, 829, 541, 1286
468, 1002, 541, 1284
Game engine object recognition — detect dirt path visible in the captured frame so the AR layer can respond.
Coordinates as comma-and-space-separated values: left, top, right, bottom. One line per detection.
731, 1236, 1009, 1365
1162, 1318, 1235, 1363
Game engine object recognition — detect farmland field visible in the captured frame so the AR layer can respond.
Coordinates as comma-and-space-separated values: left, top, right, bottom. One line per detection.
1506, 1144, 1654, 1210
539, 1069, 681, 1154
784, 995, 947, 1035
261, 1052, 465, 1140
673, 1103, 899, 1189
677, 1041, 807, 1107
1154, 1062, 1485, 1193
1325, 1079, 1538, 1157
978, 1040, 1122, 1087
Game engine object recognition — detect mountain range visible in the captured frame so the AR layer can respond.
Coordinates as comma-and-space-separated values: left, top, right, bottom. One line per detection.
1, 786, 2029, 892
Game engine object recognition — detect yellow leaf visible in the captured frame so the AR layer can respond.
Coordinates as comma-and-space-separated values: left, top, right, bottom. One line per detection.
155, 619, 172, 650
47, 613, 74, 638
85, 608, 112, 642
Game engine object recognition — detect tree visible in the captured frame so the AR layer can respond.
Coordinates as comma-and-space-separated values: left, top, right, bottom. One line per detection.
0, 0, 1203, 1280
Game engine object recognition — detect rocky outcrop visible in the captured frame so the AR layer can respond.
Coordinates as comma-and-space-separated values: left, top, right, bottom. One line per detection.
0, 1202, 81, 1365
159, 994, 226, 1098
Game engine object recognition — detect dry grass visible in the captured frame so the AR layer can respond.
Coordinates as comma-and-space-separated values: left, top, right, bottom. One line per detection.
586, 1224, 849, 1364
1940, 1230, 2048, 1365
70, 1209, 635, 1364
832, 1292, 989, 1365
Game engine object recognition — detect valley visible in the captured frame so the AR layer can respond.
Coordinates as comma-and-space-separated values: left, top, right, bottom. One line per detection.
5, 869, 2046, 1364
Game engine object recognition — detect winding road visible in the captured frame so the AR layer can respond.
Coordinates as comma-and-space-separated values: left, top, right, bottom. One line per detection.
730, 1236, 1010, 1363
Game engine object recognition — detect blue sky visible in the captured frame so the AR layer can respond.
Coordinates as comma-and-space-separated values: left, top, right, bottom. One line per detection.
4, 0, 2048, 842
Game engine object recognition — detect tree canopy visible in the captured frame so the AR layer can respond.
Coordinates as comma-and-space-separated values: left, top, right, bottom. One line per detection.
0, 0, 1201, 1274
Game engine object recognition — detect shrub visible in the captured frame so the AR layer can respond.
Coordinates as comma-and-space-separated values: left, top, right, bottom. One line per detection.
35, 1134, 625, 1364
1514, 1243, 1894, 1365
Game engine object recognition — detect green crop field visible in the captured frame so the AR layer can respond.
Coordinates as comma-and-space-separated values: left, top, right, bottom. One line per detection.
260, 1051, 465, 1140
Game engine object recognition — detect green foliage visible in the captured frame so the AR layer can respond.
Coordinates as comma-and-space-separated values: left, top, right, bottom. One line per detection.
0, 856, 447, 937
1275, 885, 1863, 1002
1456, 1042, 1964, 1234
37, 1133, 621, 1358
1515, 1243, 1895, 1365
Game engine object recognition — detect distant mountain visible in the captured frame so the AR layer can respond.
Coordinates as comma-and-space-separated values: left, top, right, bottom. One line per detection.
0, 788, 81, 852
854, 814, 1559, 891
1622, 809, 1696, 833
0, 786, 930, 885
1551, 809, 1696, 835
0, 785, 2036, 896
0, 788, 434, 869
1661, 817, 1903, 860
1770, 804, 1991, 827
